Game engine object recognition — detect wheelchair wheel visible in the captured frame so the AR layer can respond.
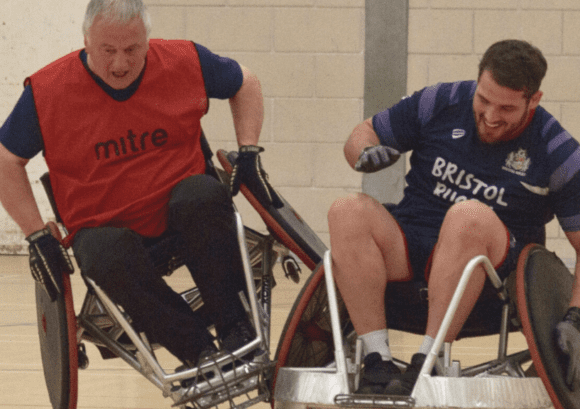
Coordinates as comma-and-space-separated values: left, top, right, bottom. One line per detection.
516, 243, 580, 409
272, 264, 353, 401
36, 272, 78, 409
216, 149, 326, 270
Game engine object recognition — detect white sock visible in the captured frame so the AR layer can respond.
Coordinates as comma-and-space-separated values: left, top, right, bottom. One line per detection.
360, 329, 392, 361
418, 335, 435, 355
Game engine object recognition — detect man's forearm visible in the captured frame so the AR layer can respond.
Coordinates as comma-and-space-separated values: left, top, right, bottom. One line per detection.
344, 118, 381, 169
229, 65, 263, 147
0, 146, 44, 236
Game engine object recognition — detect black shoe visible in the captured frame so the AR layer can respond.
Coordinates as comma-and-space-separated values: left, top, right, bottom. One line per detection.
220, 319, 256, 354
384, 353, 426, 396
179, 343, 219, 387
356, 352, 401, 394
184, 342, 219, 368
219, 319, 257, 372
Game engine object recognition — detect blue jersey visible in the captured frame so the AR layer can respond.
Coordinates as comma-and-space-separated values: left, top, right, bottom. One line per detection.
0, 42, 242, 159
373, 80, 580, 244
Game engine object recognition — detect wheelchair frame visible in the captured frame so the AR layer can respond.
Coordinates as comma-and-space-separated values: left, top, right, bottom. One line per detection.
273, 245, 578, 409
77, 213, 276, 408
35, 146, 328, 409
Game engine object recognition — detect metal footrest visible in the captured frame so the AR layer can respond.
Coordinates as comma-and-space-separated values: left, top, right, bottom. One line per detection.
334, 394, 415, 408
172, 359, 274, 409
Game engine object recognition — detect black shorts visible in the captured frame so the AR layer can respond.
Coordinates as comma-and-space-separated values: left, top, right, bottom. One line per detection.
385, 205, 524, 283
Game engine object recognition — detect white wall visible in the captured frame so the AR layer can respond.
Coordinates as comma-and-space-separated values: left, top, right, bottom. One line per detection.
1, 0, 580, 266
0, 0, 86, 252
145, 0, 366, 247
0, 0, 365, 253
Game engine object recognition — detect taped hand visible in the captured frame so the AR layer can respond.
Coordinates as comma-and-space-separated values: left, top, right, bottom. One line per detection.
556, 307, 580, 390
355, 145, 401, 173
230, 145, 283, 208
26, 225, 74, 302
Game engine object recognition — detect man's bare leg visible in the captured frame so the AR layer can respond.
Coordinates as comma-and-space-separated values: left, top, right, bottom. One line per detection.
328, 193, 412, 336
328, 193, 413, 393
425, 200, 509, 343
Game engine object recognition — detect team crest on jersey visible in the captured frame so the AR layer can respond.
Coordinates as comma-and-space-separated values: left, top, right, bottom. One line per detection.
503, 148, 530, 176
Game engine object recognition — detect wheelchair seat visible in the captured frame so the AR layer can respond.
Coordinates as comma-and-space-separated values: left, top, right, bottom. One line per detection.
35, 185, 276, 409
385, 279, 521, 338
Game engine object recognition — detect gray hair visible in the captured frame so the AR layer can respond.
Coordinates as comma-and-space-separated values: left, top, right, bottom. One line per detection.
82, 0, 152, 38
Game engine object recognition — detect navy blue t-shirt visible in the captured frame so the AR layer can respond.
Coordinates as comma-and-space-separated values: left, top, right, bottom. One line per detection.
0, 42, 243, 159
373, 80, 580, 243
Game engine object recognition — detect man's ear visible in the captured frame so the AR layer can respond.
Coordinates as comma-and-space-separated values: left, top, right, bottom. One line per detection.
529, 90, 543, 110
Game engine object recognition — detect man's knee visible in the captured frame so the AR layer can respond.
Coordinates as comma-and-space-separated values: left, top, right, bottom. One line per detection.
443, 200, 500, 234
328, 193, 374, 228
169, 175, 232, 227
73, 227, 144, 282
439, 200, 509, 264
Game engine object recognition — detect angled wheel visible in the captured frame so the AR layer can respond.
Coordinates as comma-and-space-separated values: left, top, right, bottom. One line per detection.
36, 272, 78, 409
516, 243, 580, 409
216, 149, 327, 270
272, 264, 353, 403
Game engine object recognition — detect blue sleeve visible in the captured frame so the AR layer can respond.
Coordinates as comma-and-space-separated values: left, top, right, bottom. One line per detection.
195, 43, 243, 100
372, 90, 422, 153
372, 81, 477, 154
0, 85, 43, 159
542, 114, 580, 231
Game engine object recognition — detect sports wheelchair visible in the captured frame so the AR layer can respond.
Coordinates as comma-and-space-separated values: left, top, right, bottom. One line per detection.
35, 137, 578, 409
272, 232, 580, 409
35, 138, 328, 409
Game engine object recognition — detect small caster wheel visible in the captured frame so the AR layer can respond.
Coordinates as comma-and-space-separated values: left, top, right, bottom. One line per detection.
78, 343, 89, 369
282, 256, 301, 283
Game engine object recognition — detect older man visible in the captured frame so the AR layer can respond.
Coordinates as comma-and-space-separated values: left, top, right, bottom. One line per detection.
0, 0, 273, 367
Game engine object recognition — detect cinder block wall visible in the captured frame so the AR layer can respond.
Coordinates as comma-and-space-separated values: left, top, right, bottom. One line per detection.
144, 0, 366, 249
0, 0, 365, 253
0, 0, 87, 253
0, 0, 579, 267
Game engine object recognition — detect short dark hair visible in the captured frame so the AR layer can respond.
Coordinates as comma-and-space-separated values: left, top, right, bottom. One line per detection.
478, 39, 547, 99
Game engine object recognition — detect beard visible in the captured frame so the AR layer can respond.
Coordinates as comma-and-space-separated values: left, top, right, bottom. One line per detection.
475, 103, 531, 145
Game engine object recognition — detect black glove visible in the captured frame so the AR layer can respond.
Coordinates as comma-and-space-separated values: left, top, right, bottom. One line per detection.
355, 145, 401, 173
556, 307, 580, 390
26, 227, 74, 302
230, 145, 283, 208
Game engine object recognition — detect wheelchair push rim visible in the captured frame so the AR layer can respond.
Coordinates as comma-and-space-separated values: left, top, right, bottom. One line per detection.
36, 271, 78, 409
516, 243, 580, 409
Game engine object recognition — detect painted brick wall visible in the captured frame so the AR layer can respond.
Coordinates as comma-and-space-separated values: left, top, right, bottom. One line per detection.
0, 0, 86, 253
1, 0, 579, 267
408, 0, 580, 265
144, 0, 366, 248
0, 0, 365, 252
